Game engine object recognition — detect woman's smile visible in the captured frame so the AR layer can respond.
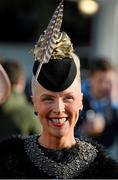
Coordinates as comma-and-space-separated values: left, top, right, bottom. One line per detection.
48, 117, 68, 127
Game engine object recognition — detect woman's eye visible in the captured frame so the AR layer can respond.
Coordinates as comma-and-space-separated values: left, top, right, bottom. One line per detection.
42, 97, 54, 102
64, 96, 74, 101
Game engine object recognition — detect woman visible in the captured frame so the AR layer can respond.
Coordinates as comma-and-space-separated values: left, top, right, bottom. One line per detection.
0, 0, 118, 178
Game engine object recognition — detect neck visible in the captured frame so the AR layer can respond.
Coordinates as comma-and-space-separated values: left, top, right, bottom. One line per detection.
38, 134, 76, 149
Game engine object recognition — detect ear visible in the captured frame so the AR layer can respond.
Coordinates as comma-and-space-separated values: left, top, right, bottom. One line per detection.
80, 105, 83, 111
31, 95, 33, 103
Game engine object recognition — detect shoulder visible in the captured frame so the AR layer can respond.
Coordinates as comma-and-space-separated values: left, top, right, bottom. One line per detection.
0, 135, 25, 156
85, 139, 118, 178
0, 135, 31, 178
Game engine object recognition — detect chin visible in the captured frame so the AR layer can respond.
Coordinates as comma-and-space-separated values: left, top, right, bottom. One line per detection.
49, 129, 68, 138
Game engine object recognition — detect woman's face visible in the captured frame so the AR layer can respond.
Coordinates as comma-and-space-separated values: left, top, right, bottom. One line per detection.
32, 78, 83, 138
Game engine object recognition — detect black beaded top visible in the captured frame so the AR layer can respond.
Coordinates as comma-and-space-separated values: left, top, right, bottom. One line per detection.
24, 135, 98, 179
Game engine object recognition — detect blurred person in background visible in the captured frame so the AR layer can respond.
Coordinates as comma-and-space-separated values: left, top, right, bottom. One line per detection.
75, 58, 118, 160
0, 64, 20, 140
0, 59, 42, 140
0, 64, 11, 105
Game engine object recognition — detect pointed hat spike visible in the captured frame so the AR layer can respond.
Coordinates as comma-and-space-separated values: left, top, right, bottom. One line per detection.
34, 0, 64, 80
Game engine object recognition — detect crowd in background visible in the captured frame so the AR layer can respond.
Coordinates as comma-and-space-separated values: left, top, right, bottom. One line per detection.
75, 57, 118, 161
0, 57, 42, 141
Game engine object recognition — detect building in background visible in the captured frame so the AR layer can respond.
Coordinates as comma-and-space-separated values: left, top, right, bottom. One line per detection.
0, 0, 118, 78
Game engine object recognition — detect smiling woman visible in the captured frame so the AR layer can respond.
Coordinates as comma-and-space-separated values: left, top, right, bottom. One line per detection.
32, 77, 82, 147
0, 0, 118, 179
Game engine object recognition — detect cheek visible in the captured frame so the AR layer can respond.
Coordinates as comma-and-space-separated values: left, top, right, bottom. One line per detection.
68, 100, 82, 116
33, 99, 46, 115
36, 105, 49, 127
69, 105, 79, 127
75, 96, 83, 110
70, 98, 83, 120
37, 105, 47, 117
35, 102, 51, 120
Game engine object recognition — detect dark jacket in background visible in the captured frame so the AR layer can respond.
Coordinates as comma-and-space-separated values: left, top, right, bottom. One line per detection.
75, 79, 118, 148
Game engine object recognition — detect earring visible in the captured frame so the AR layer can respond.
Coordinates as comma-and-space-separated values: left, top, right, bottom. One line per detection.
80, 106, 83, 111
34, 112, 38, 116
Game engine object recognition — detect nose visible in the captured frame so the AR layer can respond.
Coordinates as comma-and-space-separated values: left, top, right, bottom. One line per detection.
53, 99, 65, 114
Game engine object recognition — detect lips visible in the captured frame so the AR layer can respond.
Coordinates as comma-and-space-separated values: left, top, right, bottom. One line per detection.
49, 117, 68, 127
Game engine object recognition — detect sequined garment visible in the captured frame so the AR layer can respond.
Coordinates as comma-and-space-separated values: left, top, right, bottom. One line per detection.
0, 135, 118, 179
24, 135, 98, 179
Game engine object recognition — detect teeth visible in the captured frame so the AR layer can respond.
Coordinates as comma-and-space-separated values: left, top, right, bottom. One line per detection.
50, 118, 66, 123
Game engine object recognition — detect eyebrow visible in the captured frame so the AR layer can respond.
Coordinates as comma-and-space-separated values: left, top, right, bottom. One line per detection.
40, 92, 75, 98
40, 94, 56, 98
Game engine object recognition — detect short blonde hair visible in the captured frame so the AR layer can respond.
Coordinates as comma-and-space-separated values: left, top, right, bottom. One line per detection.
70, 52, 81, 82
31, 75, 38, 96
